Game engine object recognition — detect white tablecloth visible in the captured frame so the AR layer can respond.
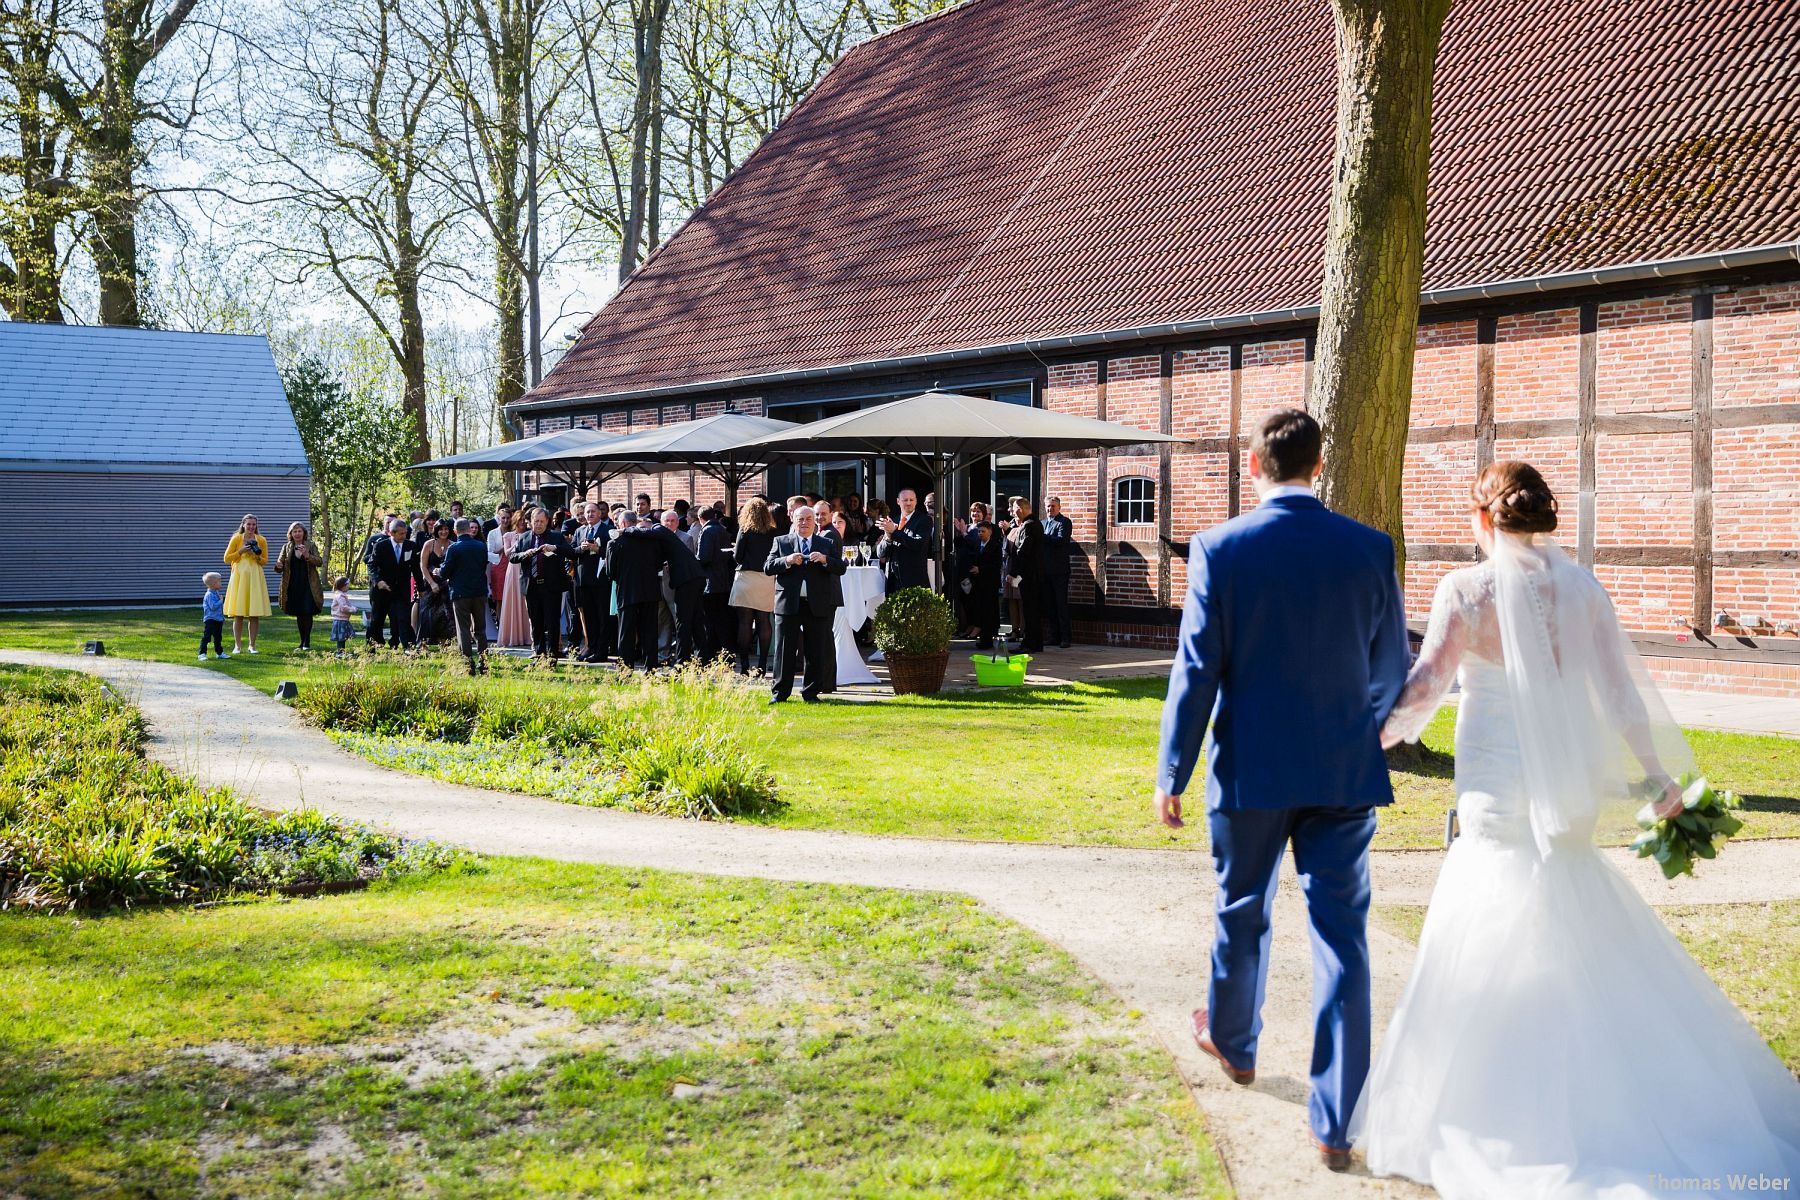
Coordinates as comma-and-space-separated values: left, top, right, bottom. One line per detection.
834, 566, 886, 685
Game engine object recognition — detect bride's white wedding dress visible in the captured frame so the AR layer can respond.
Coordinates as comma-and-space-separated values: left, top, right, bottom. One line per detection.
1352, 537, 1800, 1198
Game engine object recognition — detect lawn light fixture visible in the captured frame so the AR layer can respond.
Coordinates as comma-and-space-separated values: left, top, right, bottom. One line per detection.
274, 681, 299, 701
83, 640, 106, 656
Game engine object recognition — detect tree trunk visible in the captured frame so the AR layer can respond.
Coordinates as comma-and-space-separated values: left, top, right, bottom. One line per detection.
1310, 0, 1450, 575
619, 0, 668, 282
394, 223, 432, 463
89, 121, 141, 326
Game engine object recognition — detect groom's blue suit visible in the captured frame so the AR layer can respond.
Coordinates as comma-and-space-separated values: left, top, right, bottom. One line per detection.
1157, 490, 1410, 1149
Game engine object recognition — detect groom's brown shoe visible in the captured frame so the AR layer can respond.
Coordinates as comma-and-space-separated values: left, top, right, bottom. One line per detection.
1190, 1009, 1254, 1085
1310, 1135, 1352, 1173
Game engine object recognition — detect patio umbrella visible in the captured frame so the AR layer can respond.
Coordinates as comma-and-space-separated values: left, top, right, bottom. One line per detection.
739, 390, 1181, 591
407, 426, 632, 502
556, 412, 802, 514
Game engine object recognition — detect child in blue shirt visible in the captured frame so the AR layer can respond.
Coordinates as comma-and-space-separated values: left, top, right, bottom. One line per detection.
200, 572, 227, 660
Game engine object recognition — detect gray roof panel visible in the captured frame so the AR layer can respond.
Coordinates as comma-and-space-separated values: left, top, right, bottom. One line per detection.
0, 323, 310, 472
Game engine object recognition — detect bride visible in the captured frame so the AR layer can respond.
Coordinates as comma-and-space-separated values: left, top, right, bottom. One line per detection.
1352, 461, 1800, 1197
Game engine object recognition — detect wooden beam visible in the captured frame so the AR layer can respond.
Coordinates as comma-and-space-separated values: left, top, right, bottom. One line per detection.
1227, 343, 1243, 518
1691, 292, 1715, 629
1094, 360, 1109, 621
1475, 315, 1496, 471
1712, 401, 1800, 428
1157, 347, 1174, 609
1577, 302, 1598, 568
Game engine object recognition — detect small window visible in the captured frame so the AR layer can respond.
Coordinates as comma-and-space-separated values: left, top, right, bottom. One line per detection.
1114, 476, 1155, 525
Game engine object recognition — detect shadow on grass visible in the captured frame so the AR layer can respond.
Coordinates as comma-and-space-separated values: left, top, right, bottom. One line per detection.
1385, 741, 1456, 780
1740, 793, 1800, 816
858, 679, 1167, 712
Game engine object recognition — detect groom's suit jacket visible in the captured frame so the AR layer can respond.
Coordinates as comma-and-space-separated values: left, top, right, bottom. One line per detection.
1157, 491, 1410, 810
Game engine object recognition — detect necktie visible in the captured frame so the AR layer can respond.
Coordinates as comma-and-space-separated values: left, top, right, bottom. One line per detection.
801, 537, 811, 557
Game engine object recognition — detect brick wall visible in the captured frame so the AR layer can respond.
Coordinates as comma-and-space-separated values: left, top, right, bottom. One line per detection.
514, 275, 1800, 694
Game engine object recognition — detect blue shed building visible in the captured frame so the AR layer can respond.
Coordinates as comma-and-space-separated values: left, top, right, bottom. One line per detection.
0, 323, 311, 606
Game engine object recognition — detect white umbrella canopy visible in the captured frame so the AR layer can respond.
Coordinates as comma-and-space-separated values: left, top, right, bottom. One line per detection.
407, 426, 636, 504
407, 425, 618, 471
736, 390, 1179, 459
739, 391, 1180, 591
558, 412, 803, 512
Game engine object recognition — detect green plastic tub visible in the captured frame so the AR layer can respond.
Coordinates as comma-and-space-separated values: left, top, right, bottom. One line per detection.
971, 652, 1031, 686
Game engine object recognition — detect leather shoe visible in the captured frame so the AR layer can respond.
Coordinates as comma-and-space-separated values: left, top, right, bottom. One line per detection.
1311, 1135, 1352, 1173
1190, 1009, 1253, 1085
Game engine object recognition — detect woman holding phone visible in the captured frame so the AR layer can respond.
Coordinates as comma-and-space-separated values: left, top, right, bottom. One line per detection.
223, 514, 271, 655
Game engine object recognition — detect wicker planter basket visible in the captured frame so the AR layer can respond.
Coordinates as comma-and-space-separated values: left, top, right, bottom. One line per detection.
887, 650, 951, 695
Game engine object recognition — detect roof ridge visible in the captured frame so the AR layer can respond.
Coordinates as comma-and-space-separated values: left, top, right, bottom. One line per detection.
0, 320, 273, 341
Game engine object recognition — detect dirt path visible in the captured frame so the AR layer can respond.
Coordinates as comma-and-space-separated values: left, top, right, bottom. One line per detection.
10, 650, 1797, 1200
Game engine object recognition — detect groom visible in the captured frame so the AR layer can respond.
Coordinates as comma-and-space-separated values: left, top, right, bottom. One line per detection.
1155, 407, 1411, 1171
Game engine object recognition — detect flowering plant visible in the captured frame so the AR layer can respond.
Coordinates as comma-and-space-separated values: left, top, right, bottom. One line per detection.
1630, 774, 1744, 880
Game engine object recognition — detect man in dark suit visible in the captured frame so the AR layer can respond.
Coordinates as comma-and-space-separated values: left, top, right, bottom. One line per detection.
1155, 408, 1410, 1169
570, 501, 615, 662
1041, 495, 1075, 648
436, 518, 492, 674
764, 504, 846, 703
876, 487, 932, 591
367, 519, 420, 649
604, 515, 669, 671
507, 507, 574, 660
694, 505, 735, 663
652, 510, 704, 664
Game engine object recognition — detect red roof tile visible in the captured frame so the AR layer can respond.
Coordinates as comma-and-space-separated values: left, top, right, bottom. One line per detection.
526, 0, 1800, 407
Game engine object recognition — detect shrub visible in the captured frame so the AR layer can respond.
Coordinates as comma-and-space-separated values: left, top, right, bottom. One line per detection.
298, 656, 784, 821
0, 666, 469, 913
872, 586, 956, 657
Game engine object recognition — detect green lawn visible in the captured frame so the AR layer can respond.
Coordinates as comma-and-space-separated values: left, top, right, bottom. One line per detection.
1374, 900, 1800, 1073
0, 860, 1226, 1199
7, 608, 1800, 852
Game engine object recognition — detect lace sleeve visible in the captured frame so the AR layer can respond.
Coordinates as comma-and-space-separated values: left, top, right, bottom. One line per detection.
1382, 572, 1471, 746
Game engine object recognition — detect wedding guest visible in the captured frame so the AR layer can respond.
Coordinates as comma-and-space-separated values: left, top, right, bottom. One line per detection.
571, 501, 615, 663
672, 497, 692, 532
448, 500, 465, 525
1042, 495, 1074, 648
634, 493, 653, 520
955, 501, 991, 636
764, 504, 846, 704
414, 520, 455, 645
655, 508, 705, 663
877, 488, 932, 590
274, 522, 324, 651
695, 504, 735, 662
1004, 495, 1044, 652
329, 576, 357, 653
497, 509, 533, 648
863, 498, 888, 550
367, 518, 420, 649
199, 571, 227, 660
840, 493, 868, 542
605, 514, 670, 670
509, 506, 574, 660
969, 521, 1003, 648
361, 511, 397, 577
222, 514, 270, 655
731, 497, 778, 675
437, 518, 491, 674
485, 503, 512, 637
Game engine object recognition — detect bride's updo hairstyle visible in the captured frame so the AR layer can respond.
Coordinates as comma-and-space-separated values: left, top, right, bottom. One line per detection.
1472, 461, 1559, 533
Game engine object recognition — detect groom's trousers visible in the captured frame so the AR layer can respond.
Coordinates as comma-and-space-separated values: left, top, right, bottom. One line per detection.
1207, 804, 1377, 1149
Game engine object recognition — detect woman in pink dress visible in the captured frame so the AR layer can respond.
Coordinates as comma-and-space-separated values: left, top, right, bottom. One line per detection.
497, 508, 533, 648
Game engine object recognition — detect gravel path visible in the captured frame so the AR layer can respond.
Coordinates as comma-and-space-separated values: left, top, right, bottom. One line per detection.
10, 649, 1798, 1200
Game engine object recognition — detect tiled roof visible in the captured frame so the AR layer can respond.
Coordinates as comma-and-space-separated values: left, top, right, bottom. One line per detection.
0, 323, 308, 473
526, 0, 1800, 407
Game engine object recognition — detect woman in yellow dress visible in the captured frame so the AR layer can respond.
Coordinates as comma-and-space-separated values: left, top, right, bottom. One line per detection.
223, 514, 271, 654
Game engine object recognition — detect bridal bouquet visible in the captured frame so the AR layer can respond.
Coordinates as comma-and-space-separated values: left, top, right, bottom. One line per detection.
1631, 775, 1744, 879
